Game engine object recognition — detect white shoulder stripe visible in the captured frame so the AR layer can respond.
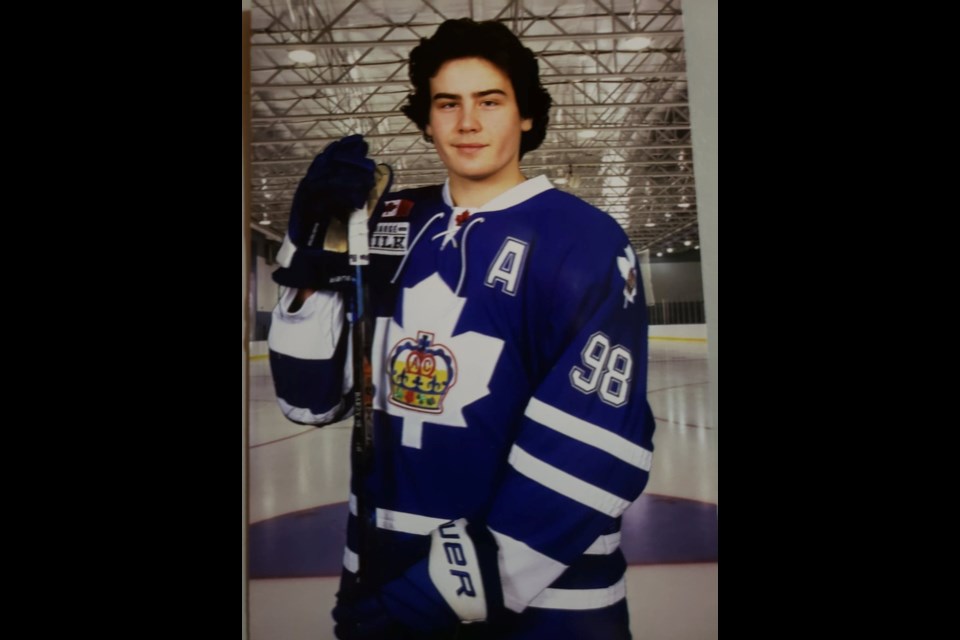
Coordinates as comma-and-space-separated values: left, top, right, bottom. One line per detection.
528, 575, 627, 610
348, 493, 358, 517
508, 445, 632, 518
525, 398, 652, 471
375, 508, 448, 535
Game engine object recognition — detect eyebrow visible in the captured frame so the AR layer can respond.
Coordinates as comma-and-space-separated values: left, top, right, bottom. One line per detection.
432, 89, 509, 101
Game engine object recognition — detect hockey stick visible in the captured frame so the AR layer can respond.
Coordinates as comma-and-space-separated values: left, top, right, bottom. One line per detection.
346, 164, 391, 589
347, 203, 373, 586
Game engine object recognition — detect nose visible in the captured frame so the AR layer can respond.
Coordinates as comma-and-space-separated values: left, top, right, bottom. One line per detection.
458, 104, 480, 133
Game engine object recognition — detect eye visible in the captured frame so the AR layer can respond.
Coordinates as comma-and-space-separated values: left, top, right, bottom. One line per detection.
480, 100, 499, 107
437, 102, 458, 110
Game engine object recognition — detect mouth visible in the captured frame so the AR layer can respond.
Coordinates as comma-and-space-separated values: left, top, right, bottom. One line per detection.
452, 144, 487, 154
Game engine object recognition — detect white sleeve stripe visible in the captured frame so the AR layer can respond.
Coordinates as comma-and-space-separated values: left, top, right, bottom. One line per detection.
342, 547, 359, 573
508, 445, 632, 518
269, 287, 345, 360
488, 527, 567, 613
276, 233, 296, 267
277, 397, 345, 425
525, 398, 652, 471
584, 532, 621, 555
348, 493, 358, 517
488, 527, 569, 614
528, 575, 626, 610
375, 508, 449, 535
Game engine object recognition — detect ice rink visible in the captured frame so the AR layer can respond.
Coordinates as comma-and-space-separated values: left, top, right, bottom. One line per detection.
246, 334, 717, 639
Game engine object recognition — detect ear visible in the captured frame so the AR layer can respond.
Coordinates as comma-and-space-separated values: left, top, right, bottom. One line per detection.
520, 118, 533, 132
425, 123, 434, 138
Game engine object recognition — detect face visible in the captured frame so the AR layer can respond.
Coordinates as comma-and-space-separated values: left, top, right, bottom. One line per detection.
425, 57, 533, 189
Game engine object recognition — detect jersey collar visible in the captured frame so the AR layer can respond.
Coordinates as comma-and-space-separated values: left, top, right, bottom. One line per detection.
441, 175, 554, 213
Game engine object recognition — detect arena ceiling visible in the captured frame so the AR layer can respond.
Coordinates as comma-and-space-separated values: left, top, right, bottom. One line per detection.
248, 0, 698, 258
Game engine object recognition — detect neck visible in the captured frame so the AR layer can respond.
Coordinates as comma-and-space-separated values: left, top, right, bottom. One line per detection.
448, 168, 526, 209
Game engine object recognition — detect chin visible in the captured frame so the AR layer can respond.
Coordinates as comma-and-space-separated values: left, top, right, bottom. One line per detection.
458, 170, 498, 181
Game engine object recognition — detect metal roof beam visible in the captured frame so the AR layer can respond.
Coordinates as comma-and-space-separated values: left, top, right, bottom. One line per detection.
249, 124, 690, 142
252, 71, 685, 91
251, 143, 691, 161
251, 10, 681, 40
251, 30, 685, 51
250, 103, 688, 122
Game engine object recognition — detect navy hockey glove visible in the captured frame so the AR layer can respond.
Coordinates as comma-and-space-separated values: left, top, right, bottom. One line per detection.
333, 560, 456, 640
272, 135, 392, 291
295, 134, 375, 235
333, 519, 509, 640
331, 593, 405, 640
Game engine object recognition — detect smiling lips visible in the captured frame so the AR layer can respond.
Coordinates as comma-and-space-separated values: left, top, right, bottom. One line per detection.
453, 143, 487, 154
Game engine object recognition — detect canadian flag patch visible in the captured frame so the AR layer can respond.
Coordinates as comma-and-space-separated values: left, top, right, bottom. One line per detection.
382, 199, 414, 218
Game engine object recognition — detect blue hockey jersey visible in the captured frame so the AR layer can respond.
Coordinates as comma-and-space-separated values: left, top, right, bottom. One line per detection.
269, 175, 655, 639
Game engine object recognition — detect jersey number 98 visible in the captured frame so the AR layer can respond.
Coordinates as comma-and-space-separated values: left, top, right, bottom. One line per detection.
569, 332, 633, 407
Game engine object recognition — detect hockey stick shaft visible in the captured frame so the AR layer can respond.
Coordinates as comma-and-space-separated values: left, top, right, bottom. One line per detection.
348, 206, 374, 588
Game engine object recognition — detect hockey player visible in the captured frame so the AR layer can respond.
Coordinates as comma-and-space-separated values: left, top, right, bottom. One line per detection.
268, 18, 656, 640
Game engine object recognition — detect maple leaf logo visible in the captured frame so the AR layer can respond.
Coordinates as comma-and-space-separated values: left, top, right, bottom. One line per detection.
371, 274, 504, 449
616, 245, 638, 308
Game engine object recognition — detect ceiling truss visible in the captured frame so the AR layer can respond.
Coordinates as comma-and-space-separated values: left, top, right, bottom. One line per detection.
249, 0, 698, 254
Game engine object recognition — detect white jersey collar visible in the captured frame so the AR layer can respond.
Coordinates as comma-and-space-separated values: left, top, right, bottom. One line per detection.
441, 174, 554, 213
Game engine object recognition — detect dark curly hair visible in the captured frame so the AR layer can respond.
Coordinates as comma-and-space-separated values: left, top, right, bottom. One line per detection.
400, 19, 552, 159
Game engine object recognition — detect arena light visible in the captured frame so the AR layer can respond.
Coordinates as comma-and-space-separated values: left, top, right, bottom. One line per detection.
621, 36, 652, 50
289, 49, 316, 64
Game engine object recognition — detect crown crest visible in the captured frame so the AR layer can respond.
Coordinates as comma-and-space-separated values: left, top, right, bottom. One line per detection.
387, 331, 457, 413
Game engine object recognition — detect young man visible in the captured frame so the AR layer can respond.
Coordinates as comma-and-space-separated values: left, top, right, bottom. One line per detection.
268, 18, 655, 640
